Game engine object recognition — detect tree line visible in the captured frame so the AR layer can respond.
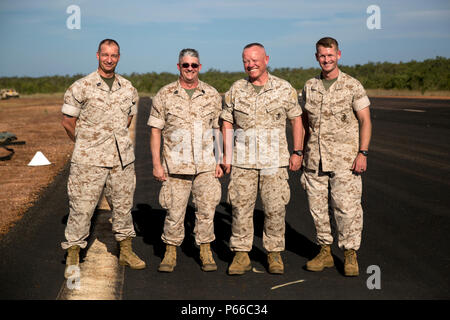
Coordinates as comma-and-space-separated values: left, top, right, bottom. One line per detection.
1, 57, 448, 95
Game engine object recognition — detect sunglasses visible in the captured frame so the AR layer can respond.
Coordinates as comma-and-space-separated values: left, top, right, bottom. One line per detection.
181, 63, 200, 69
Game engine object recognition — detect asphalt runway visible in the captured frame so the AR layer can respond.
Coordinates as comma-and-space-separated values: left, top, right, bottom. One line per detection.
0, 97, 449, 307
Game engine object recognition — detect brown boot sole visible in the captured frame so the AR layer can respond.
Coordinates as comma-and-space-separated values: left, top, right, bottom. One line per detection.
201, 264, 218, 272
306, 261, 334, 272
228, 264, 252, 275
158, 264, 176, 272
119, 260, 146, 270
268, 267, 284, 274
344, 268, 359, 277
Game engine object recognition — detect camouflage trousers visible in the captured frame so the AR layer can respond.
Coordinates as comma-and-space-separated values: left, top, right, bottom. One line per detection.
228, 166, 290, 252
159, 170, 221, 246
61, 162, 136, 250
301, 168, 363, 250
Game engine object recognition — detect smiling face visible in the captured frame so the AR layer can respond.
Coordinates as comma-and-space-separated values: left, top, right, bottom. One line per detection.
242, 45, 269, 85
315, 45, 341, 78
96, 43, 120, 77
177, 55, 202, 88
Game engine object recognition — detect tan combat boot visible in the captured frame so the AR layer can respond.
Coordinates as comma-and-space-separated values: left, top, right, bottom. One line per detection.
228, 252, 252, 275
267, 252, 284, 274
64, 245, 80, 279
306, 245, 334, 272
344, 249, 359, 276
119, 237, 146, 269
200, 243, 217, 272
158, 244, 177, 272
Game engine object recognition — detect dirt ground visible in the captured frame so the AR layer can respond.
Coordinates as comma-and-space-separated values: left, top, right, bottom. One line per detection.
0, 96, 73, 237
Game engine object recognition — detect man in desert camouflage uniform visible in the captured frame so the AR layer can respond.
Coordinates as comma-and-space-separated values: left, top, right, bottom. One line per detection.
300, 37, 372, 277
61, 39, 145, 279
221, 43, 304, 275
149, 48, 223, 273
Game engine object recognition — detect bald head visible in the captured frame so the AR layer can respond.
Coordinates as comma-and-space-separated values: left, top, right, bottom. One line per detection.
242, 43, 269, 85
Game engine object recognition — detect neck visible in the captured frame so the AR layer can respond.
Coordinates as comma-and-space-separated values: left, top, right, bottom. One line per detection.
98, 68, 115, 79
179, 78, 198, 89
249, 72, 268, 86
321, 68, 339, 80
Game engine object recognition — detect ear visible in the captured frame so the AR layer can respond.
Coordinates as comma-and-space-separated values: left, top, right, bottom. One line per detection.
315, 52, 319, 62
177, 63, 181, 72
96, 51, 100, 61
336, 50, 342, 61
265, 55, 269, 65
198, 63, 202, 72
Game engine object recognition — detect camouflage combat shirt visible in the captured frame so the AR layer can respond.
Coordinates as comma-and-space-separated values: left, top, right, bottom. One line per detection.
300, 70, 370, 172
62, 70, 138, 167
148, 80, 222, 175
220, 73, 302, 169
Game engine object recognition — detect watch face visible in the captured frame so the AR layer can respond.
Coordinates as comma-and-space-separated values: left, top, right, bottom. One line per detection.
360, 151, 368, 156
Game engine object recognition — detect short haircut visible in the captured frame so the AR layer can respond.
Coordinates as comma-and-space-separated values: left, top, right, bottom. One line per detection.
316, 37, 339, 52
243, 42, 265, 51
98, 39, 120, 54
179, 48, 200, 62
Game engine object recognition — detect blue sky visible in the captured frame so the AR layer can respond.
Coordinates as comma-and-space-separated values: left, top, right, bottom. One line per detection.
0, 0, 449, 77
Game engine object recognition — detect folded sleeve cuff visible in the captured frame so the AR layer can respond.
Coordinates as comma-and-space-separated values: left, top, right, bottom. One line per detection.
61, 103, 81, 117
287, 106, 302, 119
129, 103, 137, 116
353, 96, 370, 112
147, 115, 165, 129
219, 110, 234, 124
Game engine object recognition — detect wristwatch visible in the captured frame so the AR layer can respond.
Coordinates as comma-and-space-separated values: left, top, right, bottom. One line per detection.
292, 150, 303, 156
359, 150, 369, 157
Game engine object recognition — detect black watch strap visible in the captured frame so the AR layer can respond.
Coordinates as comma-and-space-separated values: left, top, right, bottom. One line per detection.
359, 150, 369, 156
292, 150, 303, 156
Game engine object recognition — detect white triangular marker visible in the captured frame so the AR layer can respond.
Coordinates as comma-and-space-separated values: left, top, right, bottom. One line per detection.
28, 151, 51, 166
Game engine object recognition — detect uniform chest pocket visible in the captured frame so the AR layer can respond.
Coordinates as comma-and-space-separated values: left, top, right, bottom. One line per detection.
331, 104, 355, 127
166, 106, 186, 126
234, 100, 253, 130
266, 103, 286, 125
303, 102, 320, 129
202, 107, 216, 128
308, 89, 322, 105
119, 97, 133, 115
81, 100, 109, 125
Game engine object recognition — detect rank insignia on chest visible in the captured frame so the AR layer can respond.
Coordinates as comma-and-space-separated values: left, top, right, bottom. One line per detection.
341, 114, 347, 121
